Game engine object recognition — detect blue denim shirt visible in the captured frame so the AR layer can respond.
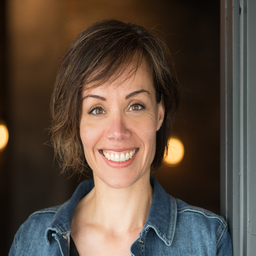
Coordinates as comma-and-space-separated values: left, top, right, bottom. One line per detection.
9, 178, 232, 255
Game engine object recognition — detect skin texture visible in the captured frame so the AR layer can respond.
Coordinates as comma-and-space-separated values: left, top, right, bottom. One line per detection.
71, 60, 165, 256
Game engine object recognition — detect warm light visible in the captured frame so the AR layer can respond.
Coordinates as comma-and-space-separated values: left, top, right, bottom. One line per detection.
0, 124, 9, 151
164, 137, 184, 165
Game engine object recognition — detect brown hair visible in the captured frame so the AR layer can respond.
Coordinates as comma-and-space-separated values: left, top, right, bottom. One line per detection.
50, 19, 179, 174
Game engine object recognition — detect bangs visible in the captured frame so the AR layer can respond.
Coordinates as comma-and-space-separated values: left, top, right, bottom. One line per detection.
82, 50, 145, 91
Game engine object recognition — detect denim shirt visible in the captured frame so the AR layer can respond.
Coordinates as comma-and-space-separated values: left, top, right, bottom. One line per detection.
9, 178, 232, 255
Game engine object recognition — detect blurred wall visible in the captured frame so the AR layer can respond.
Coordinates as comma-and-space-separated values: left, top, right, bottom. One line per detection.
3, 0, 220, 254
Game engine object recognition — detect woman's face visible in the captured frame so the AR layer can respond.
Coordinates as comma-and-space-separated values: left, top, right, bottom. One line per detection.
80, 60, 165, 189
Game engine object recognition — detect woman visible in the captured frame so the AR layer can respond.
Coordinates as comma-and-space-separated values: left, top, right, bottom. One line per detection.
9, 19, 232, 256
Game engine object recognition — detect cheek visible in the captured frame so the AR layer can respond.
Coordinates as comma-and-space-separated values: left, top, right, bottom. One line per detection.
135, 112, 159, 135
139, 116, 158, 154
137, 126, 157, 168
134, 117, 157, 147
80, 122, 101, 152
79, 122, 104, 171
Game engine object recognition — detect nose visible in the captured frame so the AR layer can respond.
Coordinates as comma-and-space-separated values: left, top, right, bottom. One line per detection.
105, 113, 131, 141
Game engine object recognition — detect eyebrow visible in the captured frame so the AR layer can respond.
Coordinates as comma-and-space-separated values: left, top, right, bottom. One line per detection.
83, 89, 150, 101
125, 89, 150, 99
83, 95, 106, 101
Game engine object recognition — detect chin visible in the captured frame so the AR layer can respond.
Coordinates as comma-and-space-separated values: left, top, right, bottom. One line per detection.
105, 177, 137, 190
96, 171, 148, 190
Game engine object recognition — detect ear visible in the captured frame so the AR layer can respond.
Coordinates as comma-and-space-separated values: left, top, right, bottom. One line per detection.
156, 97, 165, 131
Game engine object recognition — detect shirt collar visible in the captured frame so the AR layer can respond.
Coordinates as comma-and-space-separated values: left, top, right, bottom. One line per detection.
45, 177, 177, 247
143, 177, 177, 246
45, 179, 94, 243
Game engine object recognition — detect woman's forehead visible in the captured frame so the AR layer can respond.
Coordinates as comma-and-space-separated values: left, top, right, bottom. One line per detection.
82, 59, 153, 93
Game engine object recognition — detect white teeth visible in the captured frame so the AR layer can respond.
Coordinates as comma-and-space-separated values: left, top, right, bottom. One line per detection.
120, 153, 125, 162
115, 154, 119, 162
102, 149, 136, 162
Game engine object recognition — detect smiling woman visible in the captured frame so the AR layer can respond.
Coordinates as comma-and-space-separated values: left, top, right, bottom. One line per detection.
9, 20, 232, 256
79, 60, 164, 190
50, 19, 178, 176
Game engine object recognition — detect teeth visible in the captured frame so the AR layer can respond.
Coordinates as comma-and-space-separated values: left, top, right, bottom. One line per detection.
120, 153, 125, 162
115, 154, 119, 162
102, 149, 136, 162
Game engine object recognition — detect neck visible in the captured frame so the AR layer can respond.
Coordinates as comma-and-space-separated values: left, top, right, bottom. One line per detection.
74, 175, 153, 235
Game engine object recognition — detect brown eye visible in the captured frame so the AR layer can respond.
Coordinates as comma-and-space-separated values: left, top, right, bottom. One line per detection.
129, 104, 145, 111
89, 107, 105, 115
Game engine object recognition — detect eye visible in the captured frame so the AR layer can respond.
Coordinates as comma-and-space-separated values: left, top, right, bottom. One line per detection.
128, 103, 145, 111
89, 106, 106, 115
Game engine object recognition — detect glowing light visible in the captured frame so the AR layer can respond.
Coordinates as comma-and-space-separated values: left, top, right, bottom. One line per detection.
164, 137, 184, 165
0, 124, 9, 151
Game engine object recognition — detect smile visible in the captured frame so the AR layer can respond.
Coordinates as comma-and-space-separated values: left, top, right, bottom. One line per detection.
102, 149, 137, 163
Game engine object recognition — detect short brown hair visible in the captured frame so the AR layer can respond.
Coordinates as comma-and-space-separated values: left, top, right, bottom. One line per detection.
50, 19, 179, 174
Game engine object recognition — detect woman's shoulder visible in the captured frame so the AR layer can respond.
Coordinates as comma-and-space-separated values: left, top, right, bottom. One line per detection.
151, 178, 228, 240
173, 197, 228, 244
175, 198, 226, 225
29, 205, 60, 217
14, 205, 62, 239
147, 195, 232, 255
8, 206, 60, 255
23, 205, 61, 225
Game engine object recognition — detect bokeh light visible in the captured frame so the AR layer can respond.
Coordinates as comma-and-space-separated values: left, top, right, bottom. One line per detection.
164, 137, 184, 165
0, 124, 9, 151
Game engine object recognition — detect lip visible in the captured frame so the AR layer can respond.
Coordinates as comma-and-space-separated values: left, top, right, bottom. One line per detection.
99, 148, 139, 168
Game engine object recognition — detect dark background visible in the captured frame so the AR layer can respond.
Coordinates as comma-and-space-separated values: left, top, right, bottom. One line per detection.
0, 0, 220, 254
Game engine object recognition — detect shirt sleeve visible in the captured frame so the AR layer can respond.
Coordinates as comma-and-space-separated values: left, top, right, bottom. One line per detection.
217, 226, 233, 256
8, 224, 22, 256
8, 242, 16, 256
